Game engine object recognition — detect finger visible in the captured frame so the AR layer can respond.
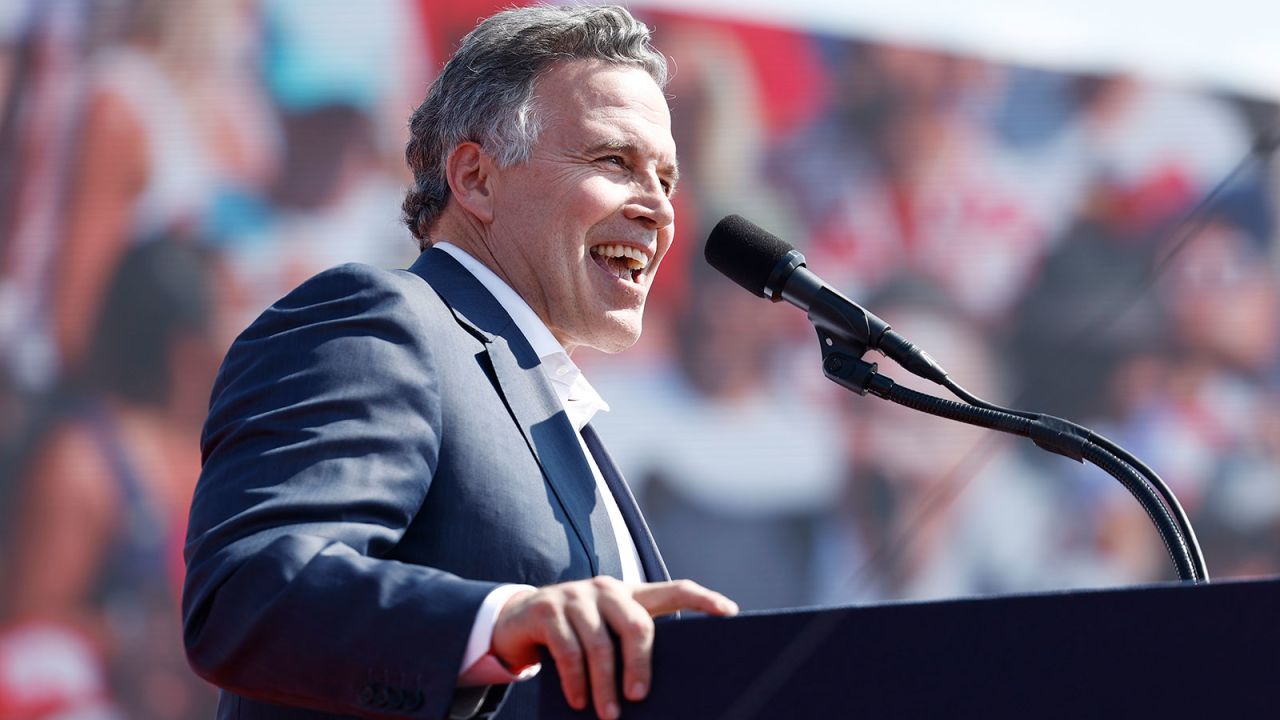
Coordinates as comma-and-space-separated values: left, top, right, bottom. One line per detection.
539, 604, 589, 712
632, 579, 739, 617
566, 597, 620, 720
598, 590, 655, 702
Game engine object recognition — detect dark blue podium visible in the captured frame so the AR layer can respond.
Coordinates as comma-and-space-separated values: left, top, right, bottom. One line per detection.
537, 577, 1280, 718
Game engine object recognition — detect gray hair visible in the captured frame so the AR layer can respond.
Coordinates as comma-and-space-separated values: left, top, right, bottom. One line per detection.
401, 5, 668, 247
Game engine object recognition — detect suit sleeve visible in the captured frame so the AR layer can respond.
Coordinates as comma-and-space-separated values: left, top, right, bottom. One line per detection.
182, 264, 500, 719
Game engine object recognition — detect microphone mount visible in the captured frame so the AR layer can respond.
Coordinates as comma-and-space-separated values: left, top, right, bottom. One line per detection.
767, 249, 945, 393
808, 313, 1205, 582
704, 213, 1207, 582
781, 254, 1207, 583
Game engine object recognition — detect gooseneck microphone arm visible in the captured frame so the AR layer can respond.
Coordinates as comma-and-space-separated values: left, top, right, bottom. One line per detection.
820, 342, 1201, 583
940, 375, 1208, 581
706, 214, 1208, 584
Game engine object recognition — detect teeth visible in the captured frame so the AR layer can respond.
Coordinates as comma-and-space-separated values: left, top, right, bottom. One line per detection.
590, 244, 649, 270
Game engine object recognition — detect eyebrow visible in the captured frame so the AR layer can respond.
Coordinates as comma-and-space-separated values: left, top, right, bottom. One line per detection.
585, 139, 680, 189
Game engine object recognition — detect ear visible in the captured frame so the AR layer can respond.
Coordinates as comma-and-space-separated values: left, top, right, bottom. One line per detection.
445, 141, 495, 224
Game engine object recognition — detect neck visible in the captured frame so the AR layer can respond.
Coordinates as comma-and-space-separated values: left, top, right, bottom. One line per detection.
431, 217, 578, 356
432, 212, 507, 283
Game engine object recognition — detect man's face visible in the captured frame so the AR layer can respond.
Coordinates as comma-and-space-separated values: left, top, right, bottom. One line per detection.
485, 60, 677, 354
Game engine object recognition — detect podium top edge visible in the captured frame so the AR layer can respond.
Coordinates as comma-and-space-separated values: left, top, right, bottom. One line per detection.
660, 574, 1280, 624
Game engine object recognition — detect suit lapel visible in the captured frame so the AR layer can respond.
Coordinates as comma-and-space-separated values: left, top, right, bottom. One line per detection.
484, 341, 623, 580
407, 249, 623, 579
582, 424, 670, 582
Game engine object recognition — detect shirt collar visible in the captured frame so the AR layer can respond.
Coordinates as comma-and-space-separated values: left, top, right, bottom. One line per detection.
434, 242, 610, 430
436, 242, 563, 359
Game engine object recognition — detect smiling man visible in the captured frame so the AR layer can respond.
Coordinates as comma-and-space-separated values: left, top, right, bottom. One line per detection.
444, 58, 678, 354
182, 6, 736, 720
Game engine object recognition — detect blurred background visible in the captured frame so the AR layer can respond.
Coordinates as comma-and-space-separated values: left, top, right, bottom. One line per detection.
1, 0, 1278, 717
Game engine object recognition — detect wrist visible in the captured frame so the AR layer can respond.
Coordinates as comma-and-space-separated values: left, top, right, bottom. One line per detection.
490, 588, 538, 670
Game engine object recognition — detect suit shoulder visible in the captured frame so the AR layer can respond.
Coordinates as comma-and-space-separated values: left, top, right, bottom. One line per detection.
246, 263, 453, 335
206, 263, 457, 441
280, 262, 435, 305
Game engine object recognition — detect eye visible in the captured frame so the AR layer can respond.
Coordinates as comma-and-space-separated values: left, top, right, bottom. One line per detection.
599, 155, 628, 168
660, 178, 674, 196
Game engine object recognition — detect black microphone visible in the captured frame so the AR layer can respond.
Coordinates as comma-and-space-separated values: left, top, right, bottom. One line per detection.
705, 214, 948, 384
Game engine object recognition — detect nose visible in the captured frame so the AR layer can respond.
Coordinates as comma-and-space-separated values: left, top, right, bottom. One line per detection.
623, 170, 675, 231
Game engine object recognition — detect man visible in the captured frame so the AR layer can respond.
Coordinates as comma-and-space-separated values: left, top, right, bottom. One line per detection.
182, 6, 736, 720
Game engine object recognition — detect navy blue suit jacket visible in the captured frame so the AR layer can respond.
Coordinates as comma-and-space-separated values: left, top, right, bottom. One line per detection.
183, 249, 665, 719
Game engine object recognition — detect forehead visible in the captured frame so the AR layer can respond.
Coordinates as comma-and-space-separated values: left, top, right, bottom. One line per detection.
533, 60, 674, 158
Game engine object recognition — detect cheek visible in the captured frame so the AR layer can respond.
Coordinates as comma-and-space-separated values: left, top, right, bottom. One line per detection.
642, 226, 675, 273
577, 176, 633, 216
657, 223, 675, 253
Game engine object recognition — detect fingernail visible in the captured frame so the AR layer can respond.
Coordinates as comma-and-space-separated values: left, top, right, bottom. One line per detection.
630, 681, 648, 699
605, 701, 620, 719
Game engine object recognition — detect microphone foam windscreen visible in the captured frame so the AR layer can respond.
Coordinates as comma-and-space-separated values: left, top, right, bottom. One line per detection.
704, 215, 795, 297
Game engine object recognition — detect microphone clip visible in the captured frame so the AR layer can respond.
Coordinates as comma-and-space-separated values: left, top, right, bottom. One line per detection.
817, 329, 879, 396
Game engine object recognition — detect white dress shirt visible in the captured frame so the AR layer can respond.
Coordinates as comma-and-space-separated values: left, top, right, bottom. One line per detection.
436, 243, 645, 685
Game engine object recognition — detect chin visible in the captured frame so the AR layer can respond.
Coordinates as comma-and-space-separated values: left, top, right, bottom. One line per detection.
584, 314, 643, 354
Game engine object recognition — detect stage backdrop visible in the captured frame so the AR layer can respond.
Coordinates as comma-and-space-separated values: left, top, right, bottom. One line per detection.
1, 1, 1277, 717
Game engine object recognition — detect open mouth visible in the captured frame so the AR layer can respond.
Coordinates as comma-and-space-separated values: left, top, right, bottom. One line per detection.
590, 244, 650, 283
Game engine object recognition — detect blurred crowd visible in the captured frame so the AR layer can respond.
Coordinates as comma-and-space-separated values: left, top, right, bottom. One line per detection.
1, 1, 1277, 718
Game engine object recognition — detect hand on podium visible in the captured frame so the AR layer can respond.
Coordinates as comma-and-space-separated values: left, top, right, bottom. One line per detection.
492, 577, 738, 719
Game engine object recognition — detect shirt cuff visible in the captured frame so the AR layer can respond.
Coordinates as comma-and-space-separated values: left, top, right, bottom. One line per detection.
457, 584, 542, 687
